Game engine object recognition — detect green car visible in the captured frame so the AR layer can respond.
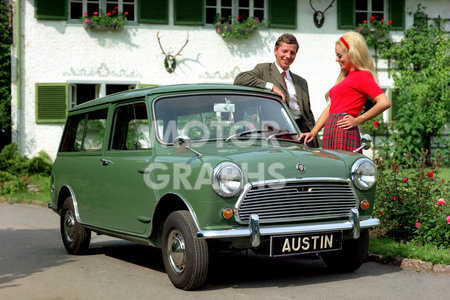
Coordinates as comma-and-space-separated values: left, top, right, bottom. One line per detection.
49, 84, 378, 290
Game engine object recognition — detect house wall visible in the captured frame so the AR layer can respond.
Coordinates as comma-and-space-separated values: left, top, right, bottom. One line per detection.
10, 0, 450, 160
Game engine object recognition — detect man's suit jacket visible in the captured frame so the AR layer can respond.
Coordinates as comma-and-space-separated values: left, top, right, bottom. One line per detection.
234, 62, 319, 147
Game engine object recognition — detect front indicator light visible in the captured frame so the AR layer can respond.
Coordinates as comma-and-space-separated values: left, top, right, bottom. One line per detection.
360, 200, 370, 210
222, 208, 234, 219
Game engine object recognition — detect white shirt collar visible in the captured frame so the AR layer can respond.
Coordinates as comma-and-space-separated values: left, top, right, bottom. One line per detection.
275, 62, 289, 75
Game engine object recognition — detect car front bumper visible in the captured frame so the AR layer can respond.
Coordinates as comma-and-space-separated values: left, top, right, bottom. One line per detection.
197, 208, 379, 248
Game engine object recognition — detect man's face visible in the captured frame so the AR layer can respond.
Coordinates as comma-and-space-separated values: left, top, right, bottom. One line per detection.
274, 42, 297, 71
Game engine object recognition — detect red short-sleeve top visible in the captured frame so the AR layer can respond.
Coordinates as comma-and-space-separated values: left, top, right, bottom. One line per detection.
328, 70, 383, 116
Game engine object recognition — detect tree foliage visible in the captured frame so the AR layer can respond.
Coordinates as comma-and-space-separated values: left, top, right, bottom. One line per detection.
379, 6, 449, 167
0, 0, 12, 148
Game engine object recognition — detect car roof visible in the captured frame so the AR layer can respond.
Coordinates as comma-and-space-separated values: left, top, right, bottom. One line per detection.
70, 83, 277, 112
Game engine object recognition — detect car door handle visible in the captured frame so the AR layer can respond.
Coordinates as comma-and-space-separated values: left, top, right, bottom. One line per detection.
100, 158, 112, 166
137, 168, 150, 174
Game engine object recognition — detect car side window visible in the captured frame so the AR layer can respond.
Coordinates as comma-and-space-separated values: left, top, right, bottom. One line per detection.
110, 102, 151, 151
59, 109, 108, 152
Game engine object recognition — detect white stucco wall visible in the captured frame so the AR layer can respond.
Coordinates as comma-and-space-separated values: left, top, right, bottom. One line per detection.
10, 0, 450, 159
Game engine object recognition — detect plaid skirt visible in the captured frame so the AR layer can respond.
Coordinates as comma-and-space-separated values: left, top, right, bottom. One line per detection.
323, 114, 362, 153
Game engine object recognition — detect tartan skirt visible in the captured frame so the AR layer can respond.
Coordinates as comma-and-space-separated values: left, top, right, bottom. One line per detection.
323, 113, 362, 153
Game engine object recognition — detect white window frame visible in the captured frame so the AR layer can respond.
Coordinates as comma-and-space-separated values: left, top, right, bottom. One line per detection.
69, 82, 138, 108
205, 0, 267, 25
355, 0, 387, 22
69, 0, 136, 21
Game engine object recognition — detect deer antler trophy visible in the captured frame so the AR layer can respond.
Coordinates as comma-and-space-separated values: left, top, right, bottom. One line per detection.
310, 0, 335, 28
157, 32, 190, 73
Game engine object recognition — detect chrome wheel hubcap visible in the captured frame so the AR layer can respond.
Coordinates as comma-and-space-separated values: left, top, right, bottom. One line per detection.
167, 230, 186, 274
64, 211, 75, 243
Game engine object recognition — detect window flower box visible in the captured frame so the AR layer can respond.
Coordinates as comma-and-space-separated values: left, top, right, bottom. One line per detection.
214, 14, 264, 40
83, 7, 128, 31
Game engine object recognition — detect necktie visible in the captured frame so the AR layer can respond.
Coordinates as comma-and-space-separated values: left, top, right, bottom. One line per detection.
281, 71, 287, 88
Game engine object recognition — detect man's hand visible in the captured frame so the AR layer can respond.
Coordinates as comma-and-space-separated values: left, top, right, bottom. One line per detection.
272, 86, 286, 102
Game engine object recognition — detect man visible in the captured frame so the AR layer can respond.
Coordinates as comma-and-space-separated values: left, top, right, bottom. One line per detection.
234, 33, 319, 147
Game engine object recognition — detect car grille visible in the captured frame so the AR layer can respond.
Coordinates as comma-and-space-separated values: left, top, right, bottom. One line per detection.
236, 180, 358, 224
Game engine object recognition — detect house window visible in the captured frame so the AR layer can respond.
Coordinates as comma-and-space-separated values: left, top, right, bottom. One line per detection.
69, 0, 136, 21
337, 0, 404, 30
70, 83, 135, 108
355, 0, 384, 24
205, 0, 266, 24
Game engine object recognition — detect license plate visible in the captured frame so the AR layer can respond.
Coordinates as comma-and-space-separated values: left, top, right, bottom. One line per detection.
270, 232, 342, 257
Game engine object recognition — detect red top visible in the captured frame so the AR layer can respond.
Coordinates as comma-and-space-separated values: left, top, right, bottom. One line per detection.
328, 70, 383, 116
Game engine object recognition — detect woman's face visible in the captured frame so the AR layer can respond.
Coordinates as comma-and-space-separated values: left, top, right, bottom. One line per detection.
335, 44, 355, 72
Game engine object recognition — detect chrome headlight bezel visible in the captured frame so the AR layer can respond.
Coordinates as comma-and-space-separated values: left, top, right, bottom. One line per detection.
211, 162, 244, 197
351, 158, 377, 190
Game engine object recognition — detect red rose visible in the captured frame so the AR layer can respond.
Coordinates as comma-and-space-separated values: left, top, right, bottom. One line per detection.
107, 12, 111, 16
388, 20, 393, 25
402, 177, 408, 183
371, 16, 375, 20
381, 19, 385, 22
374, 120, 379, 128
94, 11, 98, 15
364, 20, 367, 23
427, 171, 434, 178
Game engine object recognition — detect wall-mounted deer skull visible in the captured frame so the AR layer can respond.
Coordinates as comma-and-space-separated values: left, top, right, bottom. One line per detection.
310, 0, 335, 28
157, 32, 189, 73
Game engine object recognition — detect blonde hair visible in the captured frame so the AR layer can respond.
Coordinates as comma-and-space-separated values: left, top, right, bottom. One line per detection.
326, 32, 378, 100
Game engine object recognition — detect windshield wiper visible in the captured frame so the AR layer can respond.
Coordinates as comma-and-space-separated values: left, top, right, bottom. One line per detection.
266, 130, 299, 141
225, 129, 270, 142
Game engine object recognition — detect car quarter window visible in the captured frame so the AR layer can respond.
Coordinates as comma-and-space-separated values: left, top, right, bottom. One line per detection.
110, 102, 151, 151
59, 108, 108, 152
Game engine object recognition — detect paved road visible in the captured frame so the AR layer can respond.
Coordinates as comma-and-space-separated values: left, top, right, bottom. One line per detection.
0, 202, 448, 300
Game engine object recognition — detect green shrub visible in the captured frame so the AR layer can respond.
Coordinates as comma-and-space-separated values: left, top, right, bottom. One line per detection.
0, 171, 28, 195
25, 151, 52, 175
373, 153, 450, 248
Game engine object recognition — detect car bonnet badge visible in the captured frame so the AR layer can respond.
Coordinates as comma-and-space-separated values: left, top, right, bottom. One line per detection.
296, 163, 306, 173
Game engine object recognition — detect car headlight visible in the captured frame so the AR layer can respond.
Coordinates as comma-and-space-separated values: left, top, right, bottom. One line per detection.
211, 162, 243, 197
351, 158, 377, 190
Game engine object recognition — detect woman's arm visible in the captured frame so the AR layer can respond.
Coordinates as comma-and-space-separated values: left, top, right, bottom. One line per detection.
299, 103, 330, 144
337, 93, 391, 129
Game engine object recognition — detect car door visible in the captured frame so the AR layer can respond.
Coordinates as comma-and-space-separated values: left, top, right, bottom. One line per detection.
97, 100, 156, 235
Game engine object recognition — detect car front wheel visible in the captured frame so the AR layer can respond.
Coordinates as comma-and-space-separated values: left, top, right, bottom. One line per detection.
162, 210, 209, 290
321, 230, 369, 272
60, 197, 91, 254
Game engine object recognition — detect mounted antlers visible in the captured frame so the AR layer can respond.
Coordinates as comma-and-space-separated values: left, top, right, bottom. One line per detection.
157, 32, 190, 73
309, 0, 335, 28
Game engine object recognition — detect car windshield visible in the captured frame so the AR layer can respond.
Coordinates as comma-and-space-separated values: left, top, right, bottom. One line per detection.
154, 94, 297, 144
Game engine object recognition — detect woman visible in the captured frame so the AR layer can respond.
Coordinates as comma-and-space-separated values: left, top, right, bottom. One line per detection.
299, 32, 391, 152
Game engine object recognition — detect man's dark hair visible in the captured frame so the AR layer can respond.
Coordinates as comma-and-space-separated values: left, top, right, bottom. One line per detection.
275, 33, 299, 53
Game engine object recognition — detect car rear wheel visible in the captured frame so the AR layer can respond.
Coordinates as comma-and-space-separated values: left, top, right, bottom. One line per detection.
162, 210, 209, 290
321, 230, 369, 272
60, 197, 91, 254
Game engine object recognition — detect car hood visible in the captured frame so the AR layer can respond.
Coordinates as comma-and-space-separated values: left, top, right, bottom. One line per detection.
188, 141, 362, 181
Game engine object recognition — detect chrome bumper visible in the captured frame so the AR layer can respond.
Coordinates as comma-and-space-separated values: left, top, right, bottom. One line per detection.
197, 210, 379, 248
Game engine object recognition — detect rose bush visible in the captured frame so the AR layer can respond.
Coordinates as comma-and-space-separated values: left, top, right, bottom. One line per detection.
373, 152, 449, 248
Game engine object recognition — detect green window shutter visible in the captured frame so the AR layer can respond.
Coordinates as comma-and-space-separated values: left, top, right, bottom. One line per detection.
35, 83, 68, 123
138, 0, 168, 24
174, 0, 204, 25
35, 0, 67, 20
389, 89, 400, 121
337, 0, 355, 29
268, 0, 296, 29
388, 0, 405, 30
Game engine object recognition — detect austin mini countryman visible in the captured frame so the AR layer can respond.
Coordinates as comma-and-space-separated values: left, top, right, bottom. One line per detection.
49, 84, 379, 290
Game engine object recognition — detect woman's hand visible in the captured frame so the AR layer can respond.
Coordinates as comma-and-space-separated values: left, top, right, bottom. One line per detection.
299, 132, 316, 145
336, 115, 360, 129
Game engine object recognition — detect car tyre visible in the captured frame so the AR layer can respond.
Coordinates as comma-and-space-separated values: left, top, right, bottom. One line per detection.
321, 230, 369, 272
60, 197, 91, 254
162, 210, 209, 290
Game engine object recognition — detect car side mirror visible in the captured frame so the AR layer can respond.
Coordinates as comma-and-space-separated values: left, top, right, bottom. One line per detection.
353, 134, 372, 152
174, 136, 203, 158
174, 136, 192, 154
